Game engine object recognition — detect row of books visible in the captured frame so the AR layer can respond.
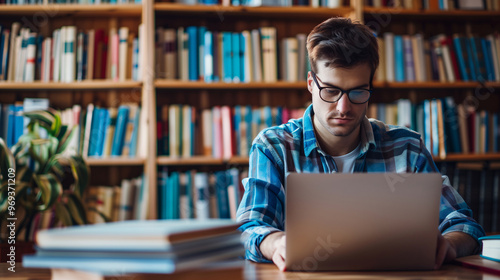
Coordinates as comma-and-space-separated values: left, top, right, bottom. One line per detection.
84, 174, 148, 225
172, 0, 343, 7
157, 104, 306, 158
155, 26, 309, 83
367, 98, 500, 158
0, 0, 142, 4
365, 0, 500, 11
82, 103, 144, 158
439, 162, 500, 233
0, 99, 146, 158
375, 33, 500, 83
158, 167, 247, 220
0, 24, 143, 82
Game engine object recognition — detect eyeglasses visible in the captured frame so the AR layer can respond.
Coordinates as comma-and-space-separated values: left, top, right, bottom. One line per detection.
311, 71, 372, 104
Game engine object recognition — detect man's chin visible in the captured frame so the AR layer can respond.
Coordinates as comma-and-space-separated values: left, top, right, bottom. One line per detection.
329, 127, 355, 137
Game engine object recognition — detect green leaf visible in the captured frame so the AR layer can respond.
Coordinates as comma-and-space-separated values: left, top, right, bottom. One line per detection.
0, 138, 15, 182
55, 125, 76, 155
65, 193, 88, 225
94, 209, 112, 223
27, 143, 46, 169
44, 155, 89, 198
23, 109, 62, 136
54, 202, 73, 227
34, 174, 62, 211
69, 156, 90, 198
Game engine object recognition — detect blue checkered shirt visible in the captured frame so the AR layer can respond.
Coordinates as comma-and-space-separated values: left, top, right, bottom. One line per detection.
236, 104, 485, 263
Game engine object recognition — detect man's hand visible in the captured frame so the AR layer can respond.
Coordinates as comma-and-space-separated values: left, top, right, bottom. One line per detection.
435, 231, 479, 269
260, 231, 286, 271
435, 233, 457, 269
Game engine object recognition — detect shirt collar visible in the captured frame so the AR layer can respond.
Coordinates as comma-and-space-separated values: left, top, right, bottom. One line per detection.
302, 104, 376, 157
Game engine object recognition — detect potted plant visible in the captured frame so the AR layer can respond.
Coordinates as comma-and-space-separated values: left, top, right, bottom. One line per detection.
0, 109, 90, 260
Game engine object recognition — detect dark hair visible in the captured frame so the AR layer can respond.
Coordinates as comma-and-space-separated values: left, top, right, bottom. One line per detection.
307, 17, 379, 83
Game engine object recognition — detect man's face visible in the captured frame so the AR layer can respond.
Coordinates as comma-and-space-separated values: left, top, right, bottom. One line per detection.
307, 61, 371, 139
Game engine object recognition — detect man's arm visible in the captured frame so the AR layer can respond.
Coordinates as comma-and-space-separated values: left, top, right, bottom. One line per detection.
415, 138, 485, 265
435, 231, 480, 269
236, 136, 287, 264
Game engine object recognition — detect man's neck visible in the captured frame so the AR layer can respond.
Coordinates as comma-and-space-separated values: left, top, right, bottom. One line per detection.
313, 116, 361, 157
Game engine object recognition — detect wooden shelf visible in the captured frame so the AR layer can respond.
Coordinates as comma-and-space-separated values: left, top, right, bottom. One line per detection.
154, 3, 354, 18
85, 157, 146, 166
0, 4, 142, 16
158, 154, 500, 165
0, 80, 142, 90
227, 156, 250, 165
363, 7, 500, 19
434, 153, 500, 162
372, 81, 500, 89
157, 156, 249, 165
155, 80, 306, 90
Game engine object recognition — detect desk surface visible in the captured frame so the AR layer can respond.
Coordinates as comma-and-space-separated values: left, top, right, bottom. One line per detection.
1, 255, 499, 280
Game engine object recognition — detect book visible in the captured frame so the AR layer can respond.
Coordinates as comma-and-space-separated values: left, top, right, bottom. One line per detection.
187, 26, 199, 81
456, 255, 500, 276
394, 35, 405, 82
111, 105, 130, 156
480, 235, 500, 262
34, 219, 241, 251
23, 245, 244, 275
384, 33, 395, 82
118, 27, 129, 81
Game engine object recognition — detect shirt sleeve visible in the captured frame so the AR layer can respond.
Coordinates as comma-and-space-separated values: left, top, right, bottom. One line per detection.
236, 135, 286, 263
414, 138, 486, 245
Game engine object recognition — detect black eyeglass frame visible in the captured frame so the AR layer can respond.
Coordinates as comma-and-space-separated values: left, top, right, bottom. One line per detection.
310, 71, 373, 104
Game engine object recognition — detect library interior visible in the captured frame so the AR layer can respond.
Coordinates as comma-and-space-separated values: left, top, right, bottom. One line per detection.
0, 0, 499, 278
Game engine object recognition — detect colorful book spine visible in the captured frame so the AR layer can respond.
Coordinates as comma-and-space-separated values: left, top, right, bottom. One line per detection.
394, 35, 405, 82
111, 105, 130, 156
203, 30, 214, 82
222, 32, 232, 83
24, 32, 36, 82
118, 27, 129, 81
232, 32, 241, 82
187, 26, 199, 81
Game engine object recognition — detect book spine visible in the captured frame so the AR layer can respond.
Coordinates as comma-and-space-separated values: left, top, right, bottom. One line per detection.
222, 32, 232, 83
187, 26, 199, 81
231, 32, 241, 83
65, 26, 76, 83
111, 105, 130, 156
394, 35, 405, 82
204, 30, 214, 82
76, 32, 84, 81
24, 32, 36, 82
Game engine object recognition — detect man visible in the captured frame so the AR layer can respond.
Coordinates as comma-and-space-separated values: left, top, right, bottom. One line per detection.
236, 17, 485, 271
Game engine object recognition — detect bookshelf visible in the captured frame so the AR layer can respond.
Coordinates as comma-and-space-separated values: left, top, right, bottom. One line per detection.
0, 0, 157, 224
0, 80, 142, 90
0, 4, 143, 16
155, 80, 306, 89
373, 81, 500, 89
361, 1, 500, 233
363, 6, 500, 19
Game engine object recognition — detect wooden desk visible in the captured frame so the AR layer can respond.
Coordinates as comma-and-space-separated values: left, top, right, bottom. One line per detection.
1, 256, 499, 280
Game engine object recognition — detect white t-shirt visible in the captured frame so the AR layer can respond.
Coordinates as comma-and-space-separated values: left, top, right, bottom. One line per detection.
332, 143, 361, 173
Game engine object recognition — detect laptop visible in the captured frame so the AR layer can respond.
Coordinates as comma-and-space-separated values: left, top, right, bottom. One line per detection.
285, 172, 442, 271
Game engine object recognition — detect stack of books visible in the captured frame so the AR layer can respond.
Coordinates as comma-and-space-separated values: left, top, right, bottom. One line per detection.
23, 219, 244, 275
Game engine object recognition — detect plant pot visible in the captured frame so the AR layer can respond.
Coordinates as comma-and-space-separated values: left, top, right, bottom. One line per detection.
0, 241, 36, 263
